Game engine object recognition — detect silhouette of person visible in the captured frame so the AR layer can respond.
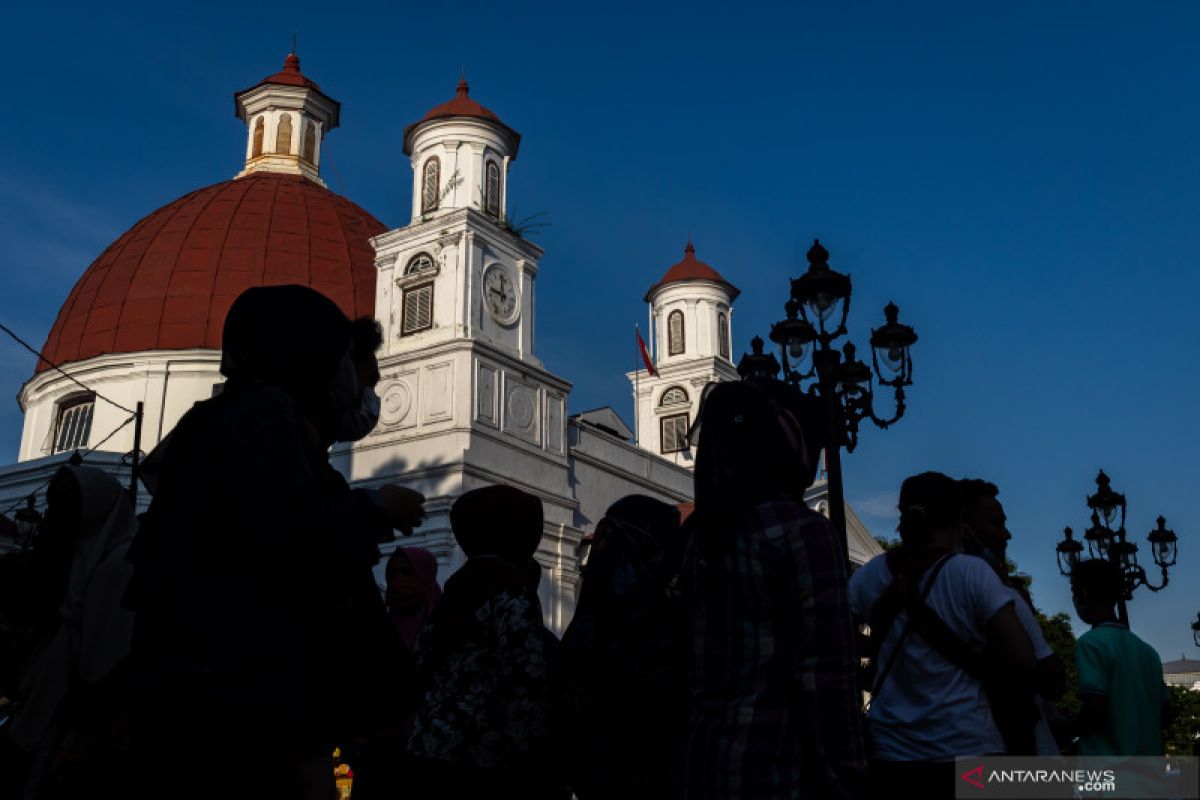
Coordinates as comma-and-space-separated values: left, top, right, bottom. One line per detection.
1067, 559, 1170, 756
9, 465, 137, 800
849, 472, 1035, 799
679, 379, 864, 799
124, 285, 423, 800
405, 484, 560, 799
960, 478, 1066, 755
385, 547, 442, 656
349, 547, 442, 800
557, 494, 685, 800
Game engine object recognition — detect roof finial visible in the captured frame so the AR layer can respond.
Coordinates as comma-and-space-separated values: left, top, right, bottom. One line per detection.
282, 36, 301, 74
457, 68, 469, 96
685, 235, 695, 256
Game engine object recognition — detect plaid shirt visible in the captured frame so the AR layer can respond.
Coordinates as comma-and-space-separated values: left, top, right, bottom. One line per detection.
681, 499, 866, 799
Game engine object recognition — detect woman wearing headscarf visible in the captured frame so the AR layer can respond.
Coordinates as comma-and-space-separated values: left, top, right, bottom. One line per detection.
124, 285, 424, 800
348, 547, 443, 800
385, 547, 442, 655
680, 379, 865, 800
405, 484, 562, 799
557, 495, 685, 799
10, 464, 137, 799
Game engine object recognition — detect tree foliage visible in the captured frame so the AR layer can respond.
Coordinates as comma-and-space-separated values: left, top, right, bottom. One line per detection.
1164, 684, 1200, 756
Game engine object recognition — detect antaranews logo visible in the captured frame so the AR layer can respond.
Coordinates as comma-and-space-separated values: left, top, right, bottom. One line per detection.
955, 759, 1133, 797
961, 765, 985, 789
957, 756, 1197, 799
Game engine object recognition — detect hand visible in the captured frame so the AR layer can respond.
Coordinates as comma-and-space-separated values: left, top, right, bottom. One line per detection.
375, 485, 426, 536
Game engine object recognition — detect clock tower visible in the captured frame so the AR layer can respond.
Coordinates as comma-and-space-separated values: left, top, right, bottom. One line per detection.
345, 78, 575, 598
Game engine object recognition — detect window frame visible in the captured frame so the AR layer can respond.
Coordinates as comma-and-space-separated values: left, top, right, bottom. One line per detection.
401, 282, 434, 336
275, 113, 293, 154
301, 121, 316, 163
485, 160, 501, 217
718, 312, 729, 359
421, 156, 441, 214
660, 412, 690, 454
659, 386, 689, 407
52, 393, 95, 454
667, 309, 685, 356
251, 116, 264, 158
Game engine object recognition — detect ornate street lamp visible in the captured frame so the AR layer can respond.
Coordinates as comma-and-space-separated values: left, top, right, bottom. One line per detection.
1055, 527, 1083, 575
741, 240, 917, 558
1192, 612, 1200, 648
1056, 470, 1180, 625
13, 494, 42, 550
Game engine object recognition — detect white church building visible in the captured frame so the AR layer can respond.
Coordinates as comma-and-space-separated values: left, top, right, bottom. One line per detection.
0, 54, 880, 629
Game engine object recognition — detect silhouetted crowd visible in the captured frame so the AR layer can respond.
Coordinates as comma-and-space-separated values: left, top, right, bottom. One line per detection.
0, 286, 1178, 800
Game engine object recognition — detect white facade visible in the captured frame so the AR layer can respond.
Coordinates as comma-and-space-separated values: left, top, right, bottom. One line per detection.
15, 350, 222, 465
403, 116, 516, 225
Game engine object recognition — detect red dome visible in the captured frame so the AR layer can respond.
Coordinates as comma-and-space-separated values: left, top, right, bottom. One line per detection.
644, 242, 740, 302
37, 173, 386, 373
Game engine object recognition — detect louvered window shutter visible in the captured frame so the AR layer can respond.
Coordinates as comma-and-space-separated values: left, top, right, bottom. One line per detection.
403, 284, 434, 335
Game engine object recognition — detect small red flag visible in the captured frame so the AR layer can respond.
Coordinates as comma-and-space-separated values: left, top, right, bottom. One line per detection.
637, 329, 657, 376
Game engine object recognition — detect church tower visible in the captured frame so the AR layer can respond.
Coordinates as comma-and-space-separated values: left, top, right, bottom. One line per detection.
347, 78, 573, 601
371, 77, 538, 364
628, 242, 739, 468
233, 53, 340, 186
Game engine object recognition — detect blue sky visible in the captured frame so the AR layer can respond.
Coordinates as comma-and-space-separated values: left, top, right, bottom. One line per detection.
1, 1, 1197, 660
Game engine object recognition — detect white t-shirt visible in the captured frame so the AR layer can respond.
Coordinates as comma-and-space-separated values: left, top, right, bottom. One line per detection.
849, 552, 1013, 762
1005, 585, 1060, 756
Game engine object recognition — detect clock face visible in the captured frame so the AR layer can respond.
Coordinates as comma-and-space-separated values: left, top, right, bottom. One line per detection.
483, 266, 518, 322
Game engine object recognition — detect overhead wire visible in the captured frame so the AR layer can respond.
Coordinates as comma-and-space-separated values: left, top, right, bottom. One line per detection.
0, 321, 137, 415
0, 412, 139, 519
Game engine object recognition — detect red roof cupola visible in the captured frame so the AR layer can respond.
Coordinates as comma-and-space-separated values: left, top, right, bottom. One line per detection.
234, 53, 340, 185
403, 76, 521, 158
645, 240, 740, 302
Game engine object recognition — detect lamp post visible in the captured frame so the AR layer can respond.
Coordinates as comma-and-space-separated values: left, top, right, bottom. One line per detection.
13, 494, 42, 550
1192, 612, 1200, 648
1056, 470, 1179, 625
739, 240, 917, 558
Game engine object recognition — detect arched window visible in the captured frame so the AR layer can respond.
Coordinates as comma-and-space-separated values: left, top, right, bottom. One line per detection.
659, 386, 689, 407
252, 117, 264, 158
276, 113, 293, 154
402, 253, 436, 336
302, 121, 316, 163
53, 394, 94, 454
668, 309, 685, 355
406, 253, 436, 276
718, 312, 730, 359
485, 161, 500, 217
421, 157, 440, 214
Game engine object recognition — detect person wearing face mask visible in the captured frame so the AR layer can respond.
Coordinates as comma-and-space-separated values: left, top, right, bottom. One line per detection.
125, 285, 424, 800
959, 479, 1066, 755
848, 472, 1036, 798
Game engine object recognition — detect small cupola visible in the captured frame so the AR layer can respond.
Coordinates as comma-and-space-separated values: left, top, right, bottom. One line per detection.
645, 240, 740, 366
234, 53, 340, 186
402, 77, 521, 223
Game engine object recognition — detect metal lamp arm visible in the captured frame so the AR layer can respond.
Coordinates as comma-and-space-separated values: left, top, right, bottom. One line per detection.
868, 384, 908, 429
